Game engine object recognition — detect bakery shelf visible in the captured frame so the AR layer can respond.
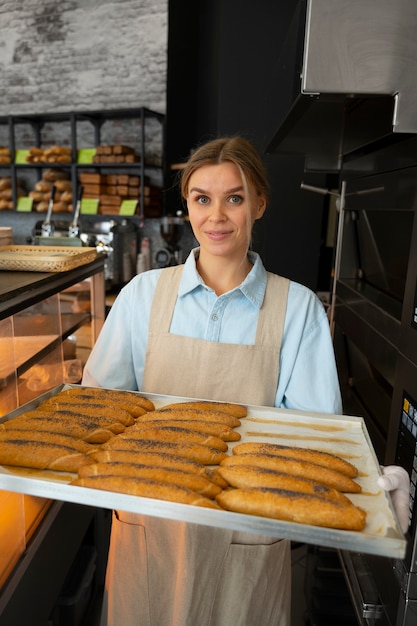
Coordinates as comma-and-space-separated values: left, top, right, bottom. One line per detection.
0, 107, 165, 219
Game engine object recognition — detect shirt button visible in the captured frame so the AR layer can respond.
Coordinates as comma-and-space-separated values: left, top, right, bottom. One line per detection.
212, 314, 218, 321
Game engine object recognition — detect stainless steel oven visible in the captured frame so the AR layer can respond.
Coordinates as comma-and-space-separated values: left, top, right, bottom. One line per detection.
333, 151, 417, 624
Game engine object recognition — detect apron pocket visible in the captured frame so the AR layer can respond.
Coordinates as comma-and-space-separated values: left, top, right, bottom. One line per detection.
102, 511, 152, 626
209, 538, 291, 626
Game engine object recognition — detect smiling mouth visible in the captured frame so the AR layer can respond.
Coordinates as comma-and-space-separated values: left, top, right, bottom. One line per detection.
206, 230, 231, 237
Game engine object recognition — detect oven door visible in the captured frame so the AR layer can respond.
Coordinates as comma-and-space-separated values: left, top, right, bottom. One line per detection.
334, 164, 417, 624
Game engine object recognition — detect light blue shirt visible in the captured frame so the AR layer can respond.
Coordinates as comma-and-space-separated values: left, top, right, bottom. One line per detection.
83, 249, 342, 415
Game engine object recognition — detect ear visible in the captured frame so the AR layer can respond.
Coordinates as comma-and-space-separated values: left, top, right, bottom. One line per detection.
255, 197, 267, 220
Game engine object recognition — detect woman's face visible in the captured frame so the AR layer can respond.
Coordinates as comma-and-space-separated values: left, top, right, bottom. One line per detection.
185, 162, 266, 261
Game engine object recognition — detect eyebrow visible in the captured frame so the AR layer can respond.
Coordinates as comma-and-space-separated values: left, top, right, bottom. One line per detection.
189, 185, 244, 194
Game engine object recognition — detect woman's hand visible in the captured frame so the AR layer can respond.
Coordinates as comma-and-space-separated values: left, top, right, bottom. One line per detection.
377, 465, 410, 533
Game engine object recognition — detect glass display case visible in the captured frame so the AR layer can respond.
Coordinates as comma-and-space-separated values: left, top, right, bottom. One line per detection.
0, 256, 105, 416
0, 256, 105, 622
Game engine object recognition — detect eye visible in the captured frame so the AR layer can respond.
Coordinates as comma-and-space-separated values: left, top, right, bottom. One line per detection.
228, 194, 243, 204
196, 195, 209, 205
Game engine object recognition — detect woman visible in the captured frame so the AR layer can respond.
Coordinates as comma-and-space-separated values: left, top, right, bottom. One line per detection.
82, 136, 409, 626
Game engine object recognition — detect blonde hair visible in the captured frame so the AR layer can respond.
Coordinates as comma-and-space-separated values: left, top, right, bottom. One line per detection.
180, 136, 270, 203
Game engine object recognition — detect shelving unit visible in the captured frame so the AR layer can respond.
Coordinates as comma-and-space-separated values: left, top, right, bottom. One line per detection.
0, 107, 165, 221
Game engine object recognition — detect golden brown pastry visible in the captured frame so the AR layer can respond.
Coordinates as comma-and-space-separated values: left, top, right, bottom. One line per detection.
220, 454, 361, 493
218, 465, 351, 504
39, 398, 135, 426
57, 387, 155, 414
232, 443, 358, 478
0, 430, 95, 472
71, 475, 222, 509
160, 400, 247, 418
139, 408, 241, 428
43, 168, 70, 182
132, 419, 240, 442
77, 462, 221, 498
216, 487, 366, 530
1, 411, 124, 443
89, 449, 228, 488
102, 438, 227, 465
54, 179, 73, 192
115, 425, 228, 452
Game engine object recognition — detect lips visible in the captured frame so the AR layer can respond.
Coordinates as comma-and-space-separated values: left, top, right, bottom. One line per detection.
205, 230, 232, 240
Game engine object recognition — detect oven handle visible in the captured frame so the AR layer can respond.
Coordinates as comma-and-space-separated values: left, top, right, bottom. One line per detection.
338, 550, 384, 622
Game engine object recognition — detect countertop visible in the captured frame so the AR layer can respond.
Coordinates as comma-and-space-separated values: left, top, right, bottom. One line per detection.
0, 256, 105, 320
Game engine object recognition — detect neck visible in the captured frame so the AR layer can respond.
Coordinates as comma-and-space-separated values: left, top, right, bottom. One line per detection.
196, 251, 252, 296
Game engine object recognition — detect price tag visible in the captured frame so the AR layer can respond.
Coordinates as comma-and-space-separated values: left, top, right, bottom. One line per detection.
77, 148, 96, 164
119, 200, 138, 216
15, 150, 30, 164
80, 198, 99, 214
16, 197, 34, 212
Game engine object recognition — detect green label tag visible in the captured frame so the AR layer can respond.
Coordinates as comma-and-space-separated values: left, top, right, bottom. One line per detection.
15, 150, 30, 164
119, 200, 138, 216
16, 197, 34, 212
77, 148, 96, 164
80, 198, 99, 214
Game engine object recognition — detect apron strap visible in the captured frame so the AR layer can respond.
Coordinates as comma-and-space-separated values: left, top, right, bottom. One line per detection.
256, 273, 289, 348
149, 266, 183, 333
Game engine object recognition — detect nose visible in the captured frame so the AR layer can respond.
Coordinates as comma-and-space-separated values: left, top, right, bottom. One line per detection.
208, 199, 226, 221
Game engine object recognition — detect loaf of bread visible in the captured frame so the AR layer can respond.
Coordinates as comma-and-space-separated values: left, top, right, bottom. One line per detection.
220, 454, 361, 493
216, 487, 366, 530
0, 430, 95, 472
54, 179, 72, 192
114, 425, 229, 452
132, 419, 241, 442
38, 400, 135, 427
89, 449, 228, 488
0, 428, 94, 452
232, 442, 358, 478
27, 168, 71, 212
160, 401, 247, 418
0, 412, 121, 444
56, 387, 155, 414
26, 146, 71, 163
43, 168, 69, 182
0, 147, 11, 163
71, 475, 221, 509
102, 437, 227, 465
218, 465, 351, 504
77, 462, 222, 498
140, 408, 241, 428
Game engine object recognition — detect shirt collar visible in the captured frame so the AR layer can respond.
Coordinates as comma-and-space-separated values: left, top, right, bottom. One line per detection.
178, 247, 268, 310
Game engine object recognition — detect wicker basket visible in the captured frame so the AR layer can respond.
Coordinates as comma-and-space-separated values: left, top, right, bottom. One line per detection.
0, 246, 97, 272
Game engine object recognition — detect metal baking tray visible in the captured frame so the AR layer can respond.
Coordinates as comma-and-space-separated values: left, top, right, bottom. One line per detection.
0, 385, 407, 559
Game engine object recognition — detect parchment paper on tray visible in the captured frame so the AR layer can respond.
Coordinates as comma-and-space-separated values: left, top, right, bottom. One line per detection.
0, 385, 407, 559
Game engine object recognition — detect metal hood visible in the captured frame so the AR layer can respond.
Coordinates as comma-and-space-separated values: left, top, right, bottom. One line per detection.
266, 0, 417, 171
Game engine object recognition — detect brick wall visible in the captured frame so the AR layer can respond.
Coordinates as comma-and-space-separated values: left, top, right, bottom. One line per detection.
0, 0, 167, 115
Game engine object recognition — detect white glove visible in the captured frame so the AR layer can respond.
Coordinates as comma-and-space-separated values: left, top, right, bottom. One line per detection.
377, 465, 410, 533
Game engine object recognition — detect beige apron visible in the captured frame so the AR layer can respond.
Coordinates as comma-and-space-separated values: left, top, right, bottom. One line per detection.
101, 266, 291, 626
